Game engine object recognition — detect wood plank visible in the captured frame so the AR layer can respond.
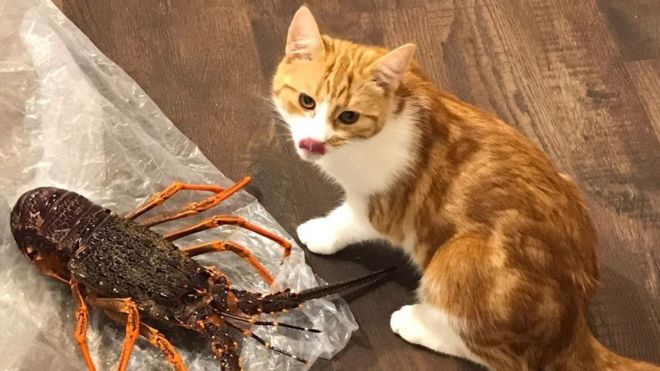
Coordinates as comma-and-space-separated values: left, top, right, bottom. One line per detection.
596, 0, 660, 61
626, 59, 660, 142
62, 0, 266, 182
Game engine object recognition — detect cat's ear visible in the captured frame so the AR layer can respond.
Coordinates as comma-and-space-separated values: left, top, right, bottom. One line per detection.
371, 44, 416, 90
286, 6, 324, 58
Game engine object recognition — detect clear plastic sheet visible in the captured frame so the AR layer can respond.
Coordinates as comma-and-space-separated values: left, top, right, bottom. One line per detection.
0, 1, 358, 370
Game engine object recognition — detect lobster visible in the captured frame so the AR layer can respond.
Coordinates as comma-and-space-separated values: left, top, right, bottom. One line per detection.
9, 176, 393, 371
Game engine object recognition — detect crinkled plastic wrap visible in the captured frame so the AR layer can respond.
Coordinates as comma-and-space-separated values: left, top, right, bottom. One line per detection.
0, 1, 358, 370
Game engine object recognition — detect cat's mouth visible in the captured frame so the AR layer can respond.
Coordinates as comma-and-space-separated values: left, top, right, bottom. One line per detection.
297, 138, 326, 161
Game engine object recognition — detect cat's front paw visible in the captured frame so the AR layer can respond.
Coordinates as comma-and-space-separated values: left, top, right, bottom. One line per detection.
297, 217, 343, 255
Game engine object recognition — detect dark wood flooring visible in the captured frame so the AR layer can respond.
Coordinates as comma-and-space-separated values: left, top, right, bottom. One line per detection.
58, 1, 659, 370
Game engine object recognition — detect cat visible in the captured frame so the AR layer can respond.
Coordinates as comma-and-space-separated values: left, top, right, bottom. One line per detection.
272, 6, 659, 371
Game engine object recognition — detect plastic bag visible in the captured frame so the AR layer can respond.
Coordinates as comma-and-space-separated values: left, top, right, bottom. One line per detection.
0, 0, 358, 370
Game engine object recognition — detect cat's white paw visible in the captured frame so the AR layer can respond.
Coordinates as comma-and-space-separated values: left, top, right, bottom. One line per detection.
390, 304, 486, 366
296, 217, 342, 255
390, 305, 426, 345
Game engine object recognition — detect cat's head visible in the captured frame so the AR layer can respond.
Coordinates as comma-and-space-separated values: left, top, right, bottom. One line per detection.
272, 6, 416, 162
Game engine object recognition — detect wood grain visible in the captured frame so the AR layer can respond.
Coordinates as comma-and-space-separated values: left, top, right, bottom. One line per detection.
59, 0, 660, 369
596, 0, 660, 61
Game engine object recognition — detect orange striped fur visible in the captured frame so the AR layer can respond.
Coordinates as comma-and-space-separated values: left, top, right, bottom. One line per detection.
272, 6, 659, 371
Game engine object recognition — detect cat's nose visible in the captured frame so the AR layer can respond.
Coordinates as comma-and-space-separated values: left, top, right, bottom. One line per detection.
298, 138, 326, 155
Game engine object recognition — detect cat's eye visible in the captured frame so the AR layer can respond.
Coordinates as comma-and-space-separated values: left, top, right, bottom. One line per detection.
298, 93, 316, 110
338, 111, 360, 124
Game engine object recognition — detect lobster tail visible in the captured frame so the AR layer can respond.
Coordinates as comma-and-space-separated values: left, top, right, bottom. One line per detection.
234, 267, 396, 315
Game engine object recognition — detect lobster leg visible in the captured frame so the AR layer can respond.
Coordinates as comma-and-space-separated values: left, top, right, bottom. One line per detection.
138, 322, 187, 371
126, 176, 251, 223
182, 240, 274, 284
104, 311, 187, 371
124, 182, 230, 220
164, 215, 291, 258
139, 177, 252, 227
86, 296, 140, 371
71, 281, 97, 371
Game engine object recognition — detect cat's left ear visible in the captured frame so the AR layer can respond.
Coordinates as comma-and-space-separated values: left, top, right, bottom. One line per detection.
371, 44, 416, 90
286, 6, 324, 58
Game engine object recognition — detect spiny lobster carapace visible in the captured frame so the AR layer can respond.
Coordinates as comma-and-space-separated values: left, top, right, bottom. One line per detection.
10, 176, 393, 371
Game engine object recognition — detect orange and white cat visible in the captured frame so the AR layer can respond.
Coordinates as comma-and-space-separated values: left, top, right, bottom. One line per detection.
272, 7, 659, 371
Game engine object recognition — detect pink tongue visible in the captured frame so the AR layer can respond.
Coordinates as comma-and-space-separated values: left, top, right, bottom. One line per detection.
299, 139, 326, 155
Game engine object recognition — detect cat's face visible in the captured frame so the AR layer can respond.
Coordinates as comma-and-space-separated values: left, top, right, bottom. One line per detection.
272, 7, 415, 162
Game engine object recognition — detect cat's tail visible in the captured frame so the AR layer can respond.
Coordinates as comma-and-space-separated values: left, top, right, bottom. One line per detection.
559, 327, 659, 371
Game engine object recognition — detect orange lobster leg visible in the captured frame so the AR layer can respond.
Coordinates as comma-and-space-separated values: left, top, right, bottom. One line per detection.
139, 322, 187, 371
164, 215, 291, 258
140, 177, 252, 227
71, 281, 96, 371
104, 311, 187, 371
182, 240, 274, 284
86, 296, 140, 371
124, 182, 227, 220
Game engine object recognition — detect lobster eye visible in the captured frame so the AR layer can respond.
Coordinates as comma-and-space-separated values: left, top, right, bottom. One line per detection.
298, 93, 316, 110
338, 110, 360, 124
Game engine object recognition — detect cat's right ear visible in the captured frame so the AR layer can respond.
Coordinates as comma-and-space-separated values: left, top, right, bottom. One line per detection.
371, 44, 416, 91
286, 6, 324, 58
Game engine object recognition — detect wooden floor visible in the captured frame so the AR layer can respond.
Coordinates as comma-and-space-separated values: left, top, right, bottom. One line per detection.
59, 1, 659, 370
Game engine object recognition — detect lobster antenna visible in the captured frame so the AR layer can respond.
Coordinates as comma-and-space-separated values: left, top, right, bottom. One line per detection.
295, 266, 396, 302
225, 320, 309, 364
220, 312, 321, 333
233, 266, 397, 315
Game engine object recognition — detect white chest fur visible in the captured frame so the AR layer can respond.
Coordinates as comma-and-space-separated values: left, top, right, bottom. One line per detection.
316, 108, 419, 198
